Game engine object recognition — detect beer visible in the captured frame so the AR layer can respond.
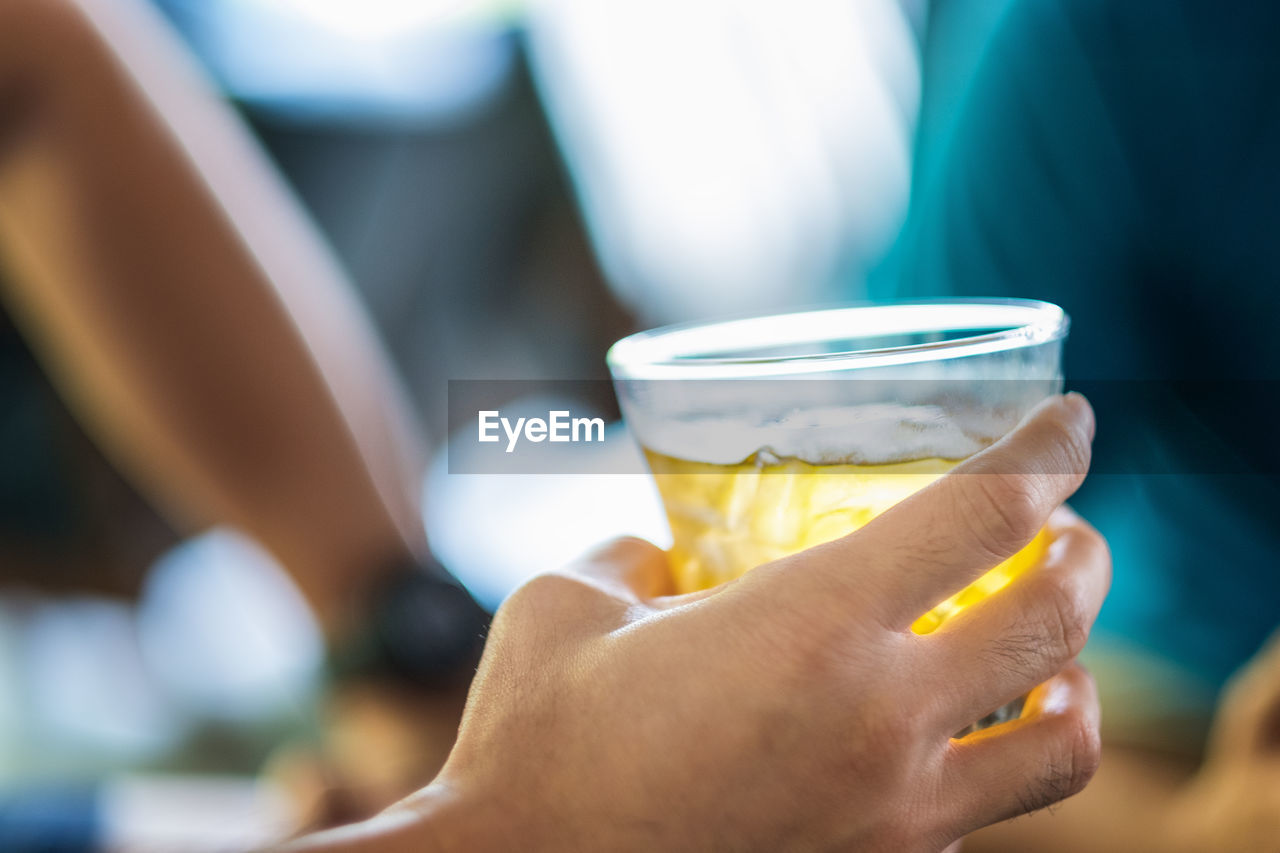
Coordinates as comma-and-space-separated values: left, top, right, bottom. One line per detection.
645, 448, 1048, 634
609, 300, 1070, 728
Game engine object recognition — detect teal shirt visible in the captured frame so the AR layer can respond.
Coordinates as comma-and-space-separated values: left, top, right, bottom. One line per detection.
883, 0, 1280, 704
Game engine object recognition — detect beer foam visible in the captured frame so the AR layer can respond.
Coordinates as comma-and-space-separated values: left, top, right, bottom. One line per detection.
637, 404, 993, 466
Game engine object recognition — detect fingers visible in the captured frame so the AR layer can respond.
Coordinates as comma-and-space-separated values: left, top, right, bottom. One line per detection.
789, 393, 1095, 631
569, 537, 676, 602
919, 507, 1111, 732
940, 663, 1102, 835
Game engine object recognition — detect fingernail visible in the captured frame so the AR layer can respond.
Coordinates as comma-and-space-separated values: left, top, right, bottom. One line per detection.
1063, 392, 1096, 441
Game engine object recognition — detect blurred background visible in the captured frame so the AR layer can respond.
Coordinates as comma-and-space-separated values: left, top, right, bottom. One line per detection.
2, 0, 1276, 850
0, 1, 935, 847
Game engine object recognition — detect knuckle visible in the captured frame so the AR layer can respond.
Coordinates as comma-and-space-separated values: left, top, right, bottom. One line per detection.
766, 609, 856, 686
971, 474, 1044, 559
980, 574, 1092, 688
1019, 711, 1101, 815
521, 570, 576, 599
504, 570, 598, 614
850, 698, 932, 768
1058, 708, 1103, 797
1040, 409, 1092, 482
1044, 573, 1091, 660
583, 536, 657, 565
829, 648, 933, 755
980, 630, 1051, 688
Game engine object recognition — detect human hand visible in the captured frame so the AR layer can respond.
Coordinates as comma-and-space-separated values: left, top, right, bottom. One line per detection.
286, 394, 1107, 853
1161, 631, 1280, 853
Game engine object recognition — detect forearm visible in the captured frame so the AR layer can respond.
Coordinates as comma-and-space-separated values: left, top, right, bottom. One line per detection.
0, 0, 424, 632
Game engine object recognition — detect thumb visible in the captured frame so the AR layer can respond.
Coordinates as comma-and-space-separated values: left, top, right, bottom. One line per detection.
570, 537, 676, 602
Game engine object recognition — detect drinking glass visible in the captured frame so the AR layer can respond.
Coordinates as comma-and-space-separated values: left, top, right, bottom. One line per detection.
608, 299, 1069, 730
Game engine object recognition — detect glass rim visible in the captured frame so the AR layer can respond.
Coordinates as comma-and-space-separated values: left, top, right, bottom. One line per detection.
607, 298, 1069, 379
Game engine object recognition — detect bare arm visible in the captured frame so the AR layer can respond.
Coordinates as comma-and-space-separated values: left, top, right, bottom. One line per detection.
0, 0, 425, 634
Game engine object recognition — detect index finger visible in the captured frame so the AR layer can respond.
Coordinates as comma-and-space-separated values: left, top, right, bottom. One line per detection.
786, 393, 1095, 630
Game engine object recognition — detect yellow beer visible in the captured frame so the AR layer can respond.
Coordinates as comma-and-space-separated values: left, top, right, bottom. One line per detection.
610, 302, 1069, 733
645, 448, 1048, 634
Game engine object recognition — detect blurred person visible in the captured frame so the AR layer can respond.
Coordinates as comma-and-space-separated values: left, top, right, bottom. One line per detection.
0, 1, 1119, 849
886, 0, 1280, 849
0, 0, 491, 829
150, 0, 635, 440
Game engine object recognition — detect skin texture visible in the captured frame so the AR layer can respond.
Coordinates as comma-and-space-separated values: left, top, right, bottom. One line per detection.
285, 395, 1111, 852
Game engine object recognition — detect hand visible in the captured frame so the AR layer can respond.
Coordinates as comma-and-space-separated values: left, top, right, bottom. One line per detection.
1161, 631, 1280, 853
286, 394, 1107, 852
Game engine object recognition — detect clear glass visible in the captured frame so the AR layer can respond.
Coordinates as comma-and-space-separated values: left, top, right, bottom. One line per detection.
608, 299, 1068, 732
